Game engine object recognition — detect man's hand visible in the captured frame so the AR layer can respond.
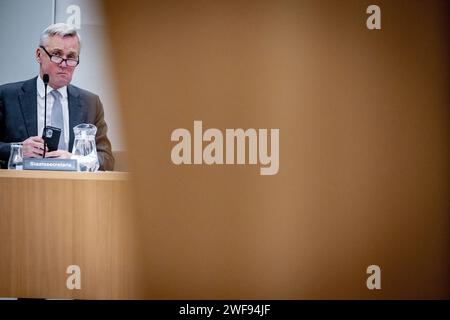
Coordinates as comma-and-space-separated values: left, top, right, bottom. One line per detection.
45, 150, 72, 159
22, 136, 47, 158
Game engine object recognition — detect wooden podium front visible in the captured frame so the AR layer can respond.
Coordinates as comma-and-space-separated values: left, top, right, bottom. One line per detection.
0, 169, 142, 299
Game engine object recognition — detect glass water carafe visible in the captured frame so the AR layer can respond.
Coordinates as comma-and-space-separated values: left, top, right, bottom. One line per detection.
71, 124, 99, 172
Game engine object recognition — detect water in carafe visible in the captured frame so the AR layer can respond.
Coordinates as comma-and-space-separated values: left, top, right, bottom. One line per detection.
71, 124, 99, 172
8, 143, 23, 170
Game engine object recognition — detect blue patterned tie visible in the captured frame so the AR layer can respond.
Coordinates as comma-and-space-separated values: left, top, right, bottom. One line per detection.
50, 90, 67, 151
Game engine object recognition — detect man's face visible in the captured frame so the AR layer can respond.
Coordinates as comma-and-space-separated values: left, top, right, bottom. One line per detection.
36, 34, 80, 89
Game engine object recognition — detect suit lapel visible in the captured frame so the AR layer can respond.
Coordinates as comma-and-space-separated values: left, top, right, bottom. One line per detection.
67, 85, 83, 151
18, 77, 38, 137
17, 79, 86, 150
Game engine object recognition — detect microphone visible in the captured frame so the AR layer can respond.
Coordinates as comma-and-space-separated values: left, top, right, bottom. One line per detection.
43, 74, 49, 158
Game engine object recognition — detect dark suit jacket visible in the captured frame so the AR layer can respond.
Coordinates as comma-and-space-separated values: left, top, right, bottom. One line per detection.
0, 77, 114, 171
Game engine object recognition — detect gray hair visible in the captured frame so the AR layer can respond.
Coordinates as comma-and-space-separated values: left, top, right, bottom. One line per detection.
39, 23, 81, 51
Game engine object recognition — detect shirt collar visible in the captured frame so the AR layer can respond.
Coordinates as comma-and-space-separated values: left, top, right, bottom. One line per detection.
36, 75, 68, 99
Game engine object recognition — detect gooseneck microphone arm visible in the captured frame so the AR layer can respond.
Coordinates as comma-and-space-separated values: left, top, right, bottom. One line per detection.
43, 74, 49, 158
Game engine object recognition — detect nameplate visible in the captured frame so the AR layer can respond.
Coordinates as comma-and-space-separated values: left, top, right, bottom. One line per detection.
23, 158, 77, 171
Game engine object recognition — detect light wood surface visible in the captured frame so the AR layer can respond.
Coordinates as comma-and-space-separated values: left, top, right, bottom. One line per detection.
0, 169, 143, 299
103, 0, 449, 299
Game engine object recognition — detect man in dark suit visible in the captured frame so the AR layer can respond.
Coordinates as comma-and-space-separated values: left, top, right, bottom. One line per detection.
0, 23, 114, 171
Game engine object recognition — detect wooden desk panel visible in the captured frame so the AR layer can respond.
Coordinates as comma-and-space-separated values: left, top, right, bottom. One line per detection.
0, 170, 143, 299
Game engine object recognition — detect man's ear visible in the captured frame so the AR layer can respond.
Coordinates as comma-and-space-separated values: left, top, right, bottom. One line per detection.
36, 47, 41, 63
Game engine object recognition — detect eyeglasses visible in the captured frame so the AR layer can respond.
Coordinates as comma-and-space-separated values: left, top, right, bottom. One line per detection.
39, 46, 80, 67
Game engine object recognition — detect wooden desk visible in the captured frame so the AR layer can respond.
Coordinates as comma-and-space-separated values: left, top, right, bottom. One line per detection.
0, 169, 142, 299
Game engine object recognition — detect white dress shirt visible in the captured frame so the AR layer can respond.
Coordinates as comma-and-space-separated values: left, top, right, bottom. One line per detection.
36, 76, 70, 151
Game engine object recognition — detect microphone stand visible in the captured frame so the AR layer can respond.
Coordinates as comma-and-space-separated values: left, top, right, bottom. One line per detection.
43, 74, 49, 158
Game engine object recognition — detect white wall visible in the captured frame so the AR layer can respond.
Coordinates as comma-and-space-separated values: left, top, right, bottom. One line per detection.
0, 0, 53, 82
